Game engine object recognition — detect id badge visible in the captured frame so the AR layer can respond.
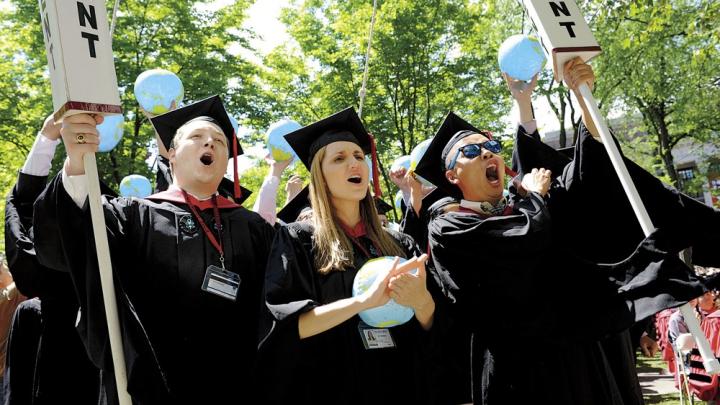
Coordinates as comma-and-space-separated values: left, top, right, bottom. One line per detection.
358, 321, 396, 350
201, 265, 240, 301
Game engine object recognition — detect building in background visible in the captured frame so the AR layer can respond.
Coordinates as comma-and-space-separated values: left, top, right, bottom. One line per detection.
541, 116, 719, 208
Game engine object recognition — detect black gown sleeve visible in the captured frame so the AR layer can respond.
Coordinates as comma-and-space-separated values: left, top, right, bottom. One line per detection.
154, 156, 173, 194
33, 174, 168, 405
5, 172, 50, 298
563, 122, 720, 267
260, 222, 321, 346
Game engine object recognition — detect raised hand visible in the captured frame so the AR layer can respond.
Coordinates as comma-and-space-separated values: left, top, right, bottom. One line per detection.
40, 114, 62, 141
61, 113, 103, 176
521, 168, 552, 197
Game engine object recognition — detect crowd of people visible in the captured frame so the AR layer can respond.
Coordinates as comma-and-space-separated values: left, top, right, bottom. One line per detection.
0, 57, 719, 405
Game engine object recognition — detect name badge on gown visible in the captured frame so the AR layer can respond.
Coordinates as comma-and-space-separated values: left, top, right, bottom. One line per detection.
358, 322, 395, 350
201, 265, 240, 301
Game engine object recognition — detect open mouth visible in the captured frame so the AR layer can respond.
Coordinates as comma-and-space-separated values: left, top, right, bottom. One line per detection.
200, 153, 214, 166
485, 164, 499, 182
347, 175, 362, 184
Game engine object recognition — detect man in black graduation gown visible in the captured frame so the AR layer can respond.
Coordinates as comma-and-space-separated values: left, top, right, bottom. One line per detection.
509, 64, 720, 405
4, 114, 102, 404
414, 100, 720, 404
32, 96, 274, 405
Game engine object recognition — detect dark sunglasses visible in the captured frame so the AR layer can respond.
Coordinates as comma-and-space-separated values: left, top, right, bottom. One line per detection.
446, 140, 502, 170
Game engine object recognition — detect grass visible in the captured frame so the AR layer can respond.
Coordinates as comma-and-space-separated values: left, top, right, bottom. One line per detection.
637, 351, 684, 405
644, 393, 682, 405
637, 352, 672, 374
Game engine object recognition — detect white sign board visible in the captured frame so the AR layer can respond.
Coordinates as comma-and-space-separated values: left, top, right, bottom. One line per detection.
39, 0, 122, 122
521, 0, 601, 81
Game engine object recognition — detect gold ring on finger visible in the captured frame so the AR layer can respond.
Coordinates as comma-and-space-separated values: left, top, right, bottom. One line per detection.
76, 134, 86, 144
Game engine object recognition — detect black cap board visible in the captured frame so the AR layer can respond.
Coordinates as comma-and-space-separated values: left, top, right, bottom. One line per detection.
284, 107, 370, 169
150, 95, 243, 156
374, 197, 393, 215
284, 107, 383, 197
150, 95, 245, 199
414, 112, 493, 198
277, 186, 311, 224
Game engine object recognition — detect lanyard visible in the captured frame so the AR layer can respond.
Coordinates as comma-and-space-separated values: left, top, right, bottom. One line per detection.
182, 190, 226, 269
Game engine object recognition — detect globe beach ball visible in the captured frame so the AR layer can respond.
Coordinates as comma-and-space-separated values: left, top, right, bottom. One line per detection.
97, 114, 124, 152
119, 175, 152, 198
391, 155, 411, 173
498, 35, 546, 82
134, 69, 184, 115
352, 257, 415, 328
266, 119, 301, 162
228, 114, 240, 136
394, 190, 404, 212
409, 139, 433, 187
365, 155, 374, 182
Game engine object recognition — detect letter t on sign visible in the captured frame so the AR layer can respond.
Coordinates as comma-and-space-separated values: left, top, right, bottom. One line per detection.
77, 2, 99, 58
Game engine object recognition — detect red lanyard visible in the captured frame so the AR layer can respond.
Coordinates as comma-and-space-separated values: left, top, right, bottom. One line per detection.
182, 191, 225, 268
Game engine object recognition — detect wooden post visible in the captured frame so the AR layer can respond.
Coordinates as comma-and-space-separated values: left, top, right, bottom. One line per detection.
39, 0, 133, 401
521, 0, 720, 374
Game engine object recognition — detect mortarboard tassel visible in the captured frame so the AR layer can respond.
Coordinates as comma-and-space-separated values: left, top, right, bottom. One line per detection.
368, 132, 382, 197
232, 131, 241, 200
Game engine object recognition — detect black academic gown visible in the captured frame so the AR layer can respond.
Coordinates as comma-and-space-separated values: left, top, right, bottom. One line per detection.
32, 176, 274, 405
511, 123, 720, 405
4, 171, 102, 405
258, 222, 438, 405
400, 191, 473, 405
428, 127, 717, 403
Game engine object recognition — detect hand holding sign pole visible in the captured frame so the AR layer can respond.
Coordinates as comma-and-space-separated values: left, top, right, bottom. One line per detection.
520, 0, 720, 375
39, 0, 133, 403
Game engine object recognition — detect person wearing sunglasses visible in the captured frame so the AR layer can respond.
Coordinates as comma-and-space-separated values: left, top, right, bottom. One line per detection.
412, 60, 720, 405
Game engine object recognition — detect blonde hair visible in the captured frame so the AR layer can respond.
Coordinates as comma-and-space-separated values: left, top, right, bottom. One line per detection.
309, 146, 406, 274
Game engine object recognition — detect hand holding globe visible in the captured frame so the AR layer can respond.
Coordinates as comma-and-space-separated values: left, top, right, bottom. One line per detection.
353, 255, 429, 328
497, 34, 546, 82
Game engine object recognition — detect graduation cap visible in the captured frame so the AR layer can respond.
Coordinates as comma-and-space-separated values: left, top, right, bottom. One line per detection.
415, 112, 516, 198
151, 95, 245, 200
219, 178, 253, 205
284, 107, 382, 197
277, 186, 311, 224
374, 197, 393, 215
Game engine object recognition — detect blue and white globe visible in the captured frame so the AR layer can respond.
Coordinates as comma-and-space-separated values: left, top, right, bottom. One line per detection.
228, 115, 239, 136
391, 155, 411, 173
266, 119, 301, 162
394, 190, 404, 212
409, 139, 433, 187
352, 257, 415, 328
498, 35, 546, 82
119, 175, 152, 198
365, 155, 374, 182
97, 114, 124, 152
134, 69, 184, 115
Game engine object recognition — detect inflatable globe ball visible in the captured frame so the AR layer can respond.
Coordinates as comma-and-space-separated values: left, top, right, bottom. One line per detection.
352, 256, 415, 328
266, 119, 302, 162
497, 35, 546, 82
134, 69, 184, 115
391, 155, 411, 173
409, 139, 433, 187
120, 175, 152, 198
365, 155, 374, 182
394, 190, 404, 212
97, 114, 124, 152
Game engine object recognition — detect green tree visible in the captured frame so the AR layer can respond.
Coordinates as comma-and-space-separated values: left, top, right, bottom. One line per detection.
0, 0, 261, 248
590, 0, 720, 188
260, 0, 519, 211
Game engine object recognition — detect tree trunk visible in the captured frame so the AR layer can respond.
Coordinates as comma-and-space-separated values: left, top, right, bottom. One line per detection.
656, 113, 679, 186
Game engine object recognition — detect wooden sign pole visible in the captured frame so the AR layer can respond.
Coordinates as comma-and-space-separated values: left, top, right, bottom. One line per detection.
521, 0, 720, 374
